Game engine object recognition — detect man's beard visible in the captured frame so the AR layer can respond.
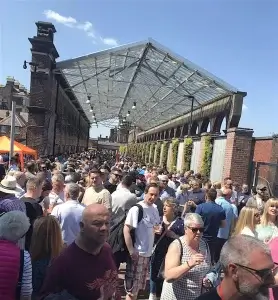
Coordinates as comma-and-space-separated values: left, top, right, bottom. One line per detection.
238, 282, 269, 300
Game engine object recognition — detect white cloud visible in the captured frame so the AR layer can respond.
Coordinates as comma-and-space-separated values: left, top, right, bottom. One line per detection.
242, 104, 248, 111
77, 21, 93, 32
101, 38, 119, 47
43, 10, 118, 47
43, 10, 77, 27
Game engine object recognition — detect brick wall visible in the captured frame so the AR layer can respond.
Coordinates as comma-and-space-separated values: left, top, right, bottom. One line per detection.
253, 138, 273, 163
252, 138, 273, 184
223, 128, 254, 184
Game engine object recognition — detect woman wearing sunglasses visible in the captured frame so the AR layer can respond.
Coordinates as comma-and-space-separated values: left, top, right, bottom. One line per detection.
160, 213, 211, 300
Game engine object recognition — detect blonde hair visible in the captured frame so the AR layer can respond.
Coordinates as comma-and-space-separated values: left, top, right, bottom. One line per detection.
179, 184, 190, 192
29, 216, 63, 261
260, 198, 278, 226
233, 206, 258, 236
164, 197, 177, 207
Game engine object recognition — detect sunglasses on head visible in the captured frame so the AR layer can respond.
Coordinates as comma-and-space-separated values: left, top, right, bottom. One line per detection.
187, 226, 204, 233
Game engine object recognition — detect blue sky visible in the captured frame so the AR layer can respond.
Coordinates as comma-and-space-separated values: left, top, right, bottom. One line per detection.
1, 0, 277, 138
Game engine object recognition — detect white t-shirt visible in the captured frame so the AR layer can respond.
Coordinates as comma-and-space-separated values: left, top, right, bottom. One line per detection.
51, 200, 85, 245
125, 201, 160, 257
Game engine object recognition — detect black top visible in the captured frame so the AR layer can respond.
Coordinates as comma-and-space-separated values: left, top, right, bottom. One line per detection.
195, 288, 221, 300
103, 181, 117, 194
129, 183, 143, 197
22, 196, 43, 250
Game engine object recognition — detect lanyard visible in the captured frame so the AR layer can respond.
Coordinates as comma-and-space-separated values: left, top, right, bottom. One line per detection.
217, 284, 223, 300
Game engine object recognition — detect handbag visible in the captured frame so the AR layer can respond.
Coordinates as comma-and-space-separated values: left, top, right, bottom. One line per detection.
157, 237, 183, 280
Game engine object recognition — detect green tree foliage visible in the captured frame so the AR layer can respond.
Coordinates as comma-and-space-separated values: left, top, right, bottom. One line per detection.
201, 135, 213, 177
119, 145, 127, 155
161, 141, 169, 168
170, 138, 179, 172
182, 137, 193, 173
155, 142, 161, 165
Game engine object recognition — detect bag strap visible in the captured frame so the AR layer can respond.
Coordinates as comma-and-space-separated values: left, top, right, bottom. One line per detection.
16, 249, 24, 299
154, 219, 178, 247
177, 237, 184, 263
136, 204, 144, 223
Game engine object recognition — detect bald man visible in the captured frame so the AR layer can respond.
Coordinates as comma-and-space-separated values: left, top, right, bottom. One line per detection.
39, 204, 119, 300
214, 187, 237, 263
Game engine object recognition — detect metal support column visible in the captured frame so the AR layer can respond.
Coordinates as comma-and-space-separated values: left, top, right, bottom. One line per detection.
76, 114, 81, 152
86, 124, 90, 150
188, 96, 194, 135
9, 100, 16, 166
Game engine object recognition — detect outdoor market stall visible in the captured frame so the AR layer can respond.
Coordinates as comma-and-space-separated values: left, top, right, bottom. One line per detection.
0, 136, 38, 170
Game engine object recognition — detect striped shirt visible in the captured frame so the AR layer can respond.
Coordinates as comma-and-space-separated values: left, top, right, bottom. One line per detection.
22, 250, 33, 297
0, 195, 26, 214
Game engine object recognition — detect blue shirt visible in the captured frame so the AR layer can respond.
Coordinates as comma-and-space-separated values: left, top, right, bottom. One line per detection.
195, 201, 226, 242
215, 197, 235, 239
159, 186, 176, 201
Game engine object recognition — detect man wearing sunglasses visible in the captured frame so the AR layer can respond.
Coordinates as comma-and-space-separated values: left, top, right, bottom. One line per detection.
104, 168, 122, 194
246, 184, 269, 215
196, 235, 277, 300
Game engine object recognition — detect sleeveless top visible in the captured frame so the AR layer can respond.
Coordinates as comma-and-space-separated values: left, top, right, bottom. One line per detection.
160, 237, 211, 300
0, 240, 21, 300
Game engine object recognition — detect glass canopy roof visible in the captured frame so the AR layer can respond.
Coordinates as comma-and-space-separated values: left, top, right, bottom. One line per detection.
56, 39, 240, 131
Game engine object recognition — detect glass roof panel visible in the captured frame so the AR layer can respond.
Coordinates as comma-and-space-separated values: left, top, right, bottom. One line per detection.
56, 39, 240, 131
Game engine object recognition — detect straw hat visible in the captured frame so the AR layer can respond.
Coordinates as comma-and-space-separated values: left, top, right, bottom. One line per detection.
0, 176, 22, 194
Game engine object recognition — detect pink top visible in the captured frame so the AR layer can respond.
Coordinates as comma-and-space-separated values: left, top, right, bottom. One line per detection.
268, 237, 278, 300
0, 240, 21, 300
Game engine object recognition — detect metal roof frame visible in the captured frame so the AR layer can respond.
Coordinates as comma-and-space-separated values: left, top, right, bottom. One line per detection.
55, 38, 242, 130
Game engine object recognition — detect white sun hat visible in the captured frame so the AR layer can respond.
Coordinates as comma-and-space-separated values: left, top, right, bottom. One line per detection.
0, 176, 22, 194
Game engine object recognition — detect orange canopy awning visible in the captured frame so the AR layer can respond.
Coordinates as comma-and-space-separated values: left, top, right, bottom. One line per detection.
0, 136, 38, 170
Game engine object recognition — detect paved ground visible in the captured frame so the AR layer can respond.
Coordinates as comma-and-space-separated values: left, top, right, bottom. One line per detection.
119, 264, 149, 299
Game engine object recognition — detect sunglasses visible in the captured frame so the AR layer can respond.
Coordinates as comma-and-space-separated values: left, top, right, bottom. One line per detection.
187, 226, 204, 233
235, 263, 278, 283
113, 173, 122, 178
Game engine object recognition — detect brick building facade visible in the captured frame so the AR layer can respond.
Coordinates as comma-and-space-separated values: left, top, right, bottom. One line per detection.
27, 22, 90, 156
0, 77, 29, 142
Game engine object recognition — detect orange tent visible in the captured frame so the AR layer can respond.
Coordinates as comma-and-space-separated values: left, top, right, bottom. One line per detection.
0, 136, 38, 170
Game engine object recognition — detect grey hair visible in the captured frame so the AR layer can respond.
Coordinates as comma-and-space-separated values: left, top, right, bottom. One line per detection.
0, 211, 30, 242
65, 183, 80, 200
52, 174, 64, 184
184, 213, 204, 227
220, 235, 271, 273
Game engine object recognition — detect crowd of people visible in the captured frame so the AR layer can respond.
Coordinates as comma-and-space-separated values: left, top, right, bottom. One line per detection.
0, 150, 277, 300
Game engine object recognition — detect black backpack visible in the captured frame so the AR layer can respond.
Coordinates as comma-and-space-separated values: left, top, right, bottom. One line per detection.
108, 204, 144, 263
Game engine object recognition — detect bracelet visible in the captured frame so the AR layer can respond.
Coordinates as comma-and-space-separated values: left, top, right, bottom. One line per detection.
186, 261, 191, 268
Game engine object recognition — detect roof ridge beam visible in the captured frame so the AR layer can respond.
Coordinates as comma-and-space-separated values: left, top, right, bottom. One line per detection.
118, 43, 151, 117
